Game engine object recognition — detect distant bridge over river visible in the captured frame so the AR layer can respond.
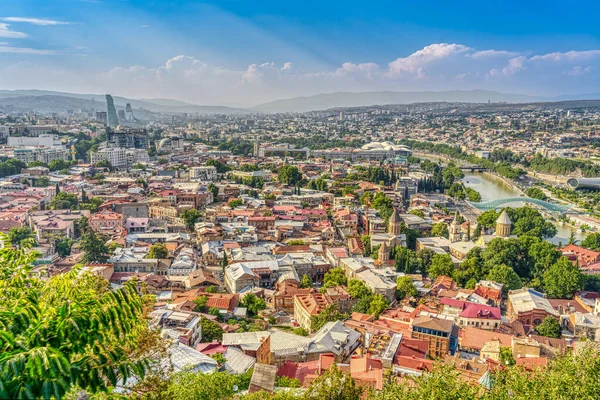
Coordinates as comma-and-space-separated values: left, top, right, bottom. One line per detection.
467, 197, 572, 213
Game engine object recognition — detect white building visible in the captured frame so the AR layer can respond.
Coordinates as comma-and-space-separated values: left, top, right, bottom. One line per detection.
190, 166, 218, 181
13, 147, 70, 164
90, 147, 149, 168
8, 134, 63, 148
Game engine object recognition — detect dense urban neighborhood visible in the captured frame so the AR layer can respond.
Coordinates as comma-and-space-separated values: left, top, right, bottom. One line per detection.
1, 96, 600, 399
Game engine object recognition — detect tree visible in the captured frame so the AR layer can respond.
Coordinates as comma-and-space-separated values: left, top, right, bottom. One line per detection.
304, 364, 362, 400
396, 276, 418, 299
7, 226, 35, 247
0, 244, 156, 400
193, 295, 208, 312
300, 274, 313, 288
205, 158, 230, 174
500, 347, 516, 366
50, 191, 79, 209
369, 293, 390, 317
542, 257, 583, 299
486, 264, 522, 291
428, 254, 455, 280
311, 304, 346, 332
48, 158, 71, 171
206, 285, 217, 293
148, 242, 169, 259
54, 237, 74, 257
417, 248, 435, 272
347, 279, 372, 299
431, 222, 449, 238
241, 293, 266, 316
80, 231, 110, 263
287, 239, 305, 246
526, 187, 548, 200
208, 182, 219, 201
180, 208, 202, 231
581, 232, 600, 251
200, 316, 224, 342
277, 165, 302, 186
166, 370, 236, 400
228, 199, 243, 208
323, 267, 347, 288
535, 316, 561, 338
374, 364, 478, 400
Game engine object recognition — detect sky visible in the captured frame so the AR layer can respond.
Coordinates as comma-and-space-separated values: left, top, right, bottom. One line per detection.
0, 0, 600, 107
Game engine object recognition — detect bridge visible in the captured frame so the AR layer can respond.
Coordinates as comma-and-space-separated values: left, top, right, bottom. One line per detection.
467, 197, 572, 213
459, 165, 488, 172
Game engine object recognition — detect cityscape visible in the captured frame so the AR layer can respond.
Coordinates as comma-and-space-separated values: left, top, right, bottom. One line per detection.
1, 1, 600, 400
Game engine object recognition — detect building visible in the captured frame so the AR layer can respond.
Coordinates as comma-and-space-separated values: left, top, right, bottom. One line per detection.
411, 315, 458, 358
190, 166, 218, 181
13, 147, 70, 164
507, 288, 560, 327
125, 103, 134, 121
495, 209, 511, 238
293, 291, 333, 331
107, 128, 150, 149
106, 94, 119, 128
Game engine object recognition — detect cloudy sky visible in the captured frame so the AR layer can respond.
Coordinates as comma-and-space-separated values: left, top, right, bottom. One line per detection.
1, 0, 600, 107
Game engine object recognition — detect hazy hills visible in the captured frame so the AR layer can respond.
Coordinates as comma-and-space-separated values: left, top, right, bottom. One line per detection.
250, 90, 548, 113
0, 90, 246, 115
0, 89, 599, 115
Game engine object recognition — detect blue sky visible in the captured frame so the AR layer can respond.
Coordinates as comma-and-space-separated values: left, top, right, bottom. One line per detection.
1, 0, 600, 106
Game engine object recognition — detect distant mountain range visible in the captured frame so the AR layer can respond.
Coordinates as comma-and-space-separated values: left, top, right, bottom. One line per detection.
1, 89, 599, 115
0, 90, 245, 115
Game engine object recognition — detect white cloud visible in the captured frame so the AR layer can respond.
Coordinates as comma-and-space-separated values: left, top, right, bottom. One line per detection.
388, 43, 471, 76
0, 23, 27, 38
1, 17, 70, 26
3, 43, 600, 106
565, 66, 592, 77
0, 46, 56, 55
530, 50, 600, 62
470, 50, 519, 59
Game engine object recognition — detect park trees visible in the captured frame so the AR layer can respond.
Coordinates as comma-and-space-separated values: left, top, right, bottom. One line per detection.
277, 165, 302, 186
542, 257, 583, 299
80, 230, 110, 263
428, 254, 455, 280
431, 222, 449, 238
486, 264, 522, 291
396, 276, 418, 299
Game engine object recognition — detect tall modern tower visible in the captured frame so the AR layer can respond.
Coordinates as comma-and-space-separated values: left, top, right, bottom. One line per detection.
125, 103, 134, 121
106, 94, 119, 128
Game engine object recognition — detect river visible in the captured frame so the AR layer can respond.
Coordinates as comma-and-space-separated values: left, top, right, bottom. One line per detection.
462, 172, 586, 246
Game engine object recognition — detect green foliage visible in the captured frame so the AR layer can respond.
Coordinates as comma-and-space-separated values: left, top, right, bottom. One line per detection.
287, 239, 305, 246
0, 244, 155, 399
206, 159, 230, 173
7, 226, 35, 247
409, 209, 425, 218
396, 276, 418, 299
147, 243, 169, 259
228, 199, 243, 208
208, 183, 219, 200
179, 208, 202, 231
377, 365, 479, 400
304, 364, 362, 400
80, 231, 110, 264
200, 316, 224, 342
275, 375, 301, 388
347, 279, 372, 299
300, 274, 313, 288
55, 237, 75, 257
0, 158, 26, 178
48, 159, 71, 172
50, 191, 79, 210
311, 304, 346, 332
323, 267, 347, 288
535, 316, 561, 338
206, 286, 217, 293
292, 327, 309, 336
166, 370, 237, 400
277, 165, 302, 186
368, 294, 390, 318
499, 347, 515, 366
542, 257, 583, 299
240, 294, 266, 316
306, 178, 328, 191
581, 232, 600, 251
431, 222, 449, 238
486, 264, 522, 291
428, 254, 455, 280
78, 197, 104, 213
193, 295, 208, 312
525, 187, 548, 200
